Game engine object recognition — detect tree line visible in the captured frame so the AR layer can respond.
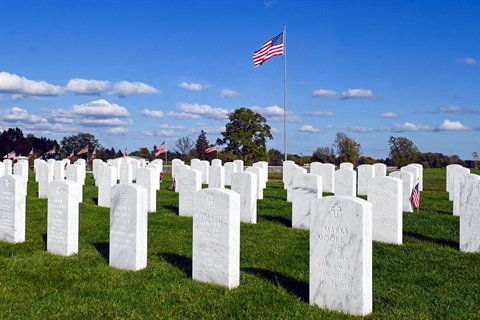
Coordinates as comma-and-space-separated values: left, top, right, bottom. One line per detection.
1, 107, 477, 168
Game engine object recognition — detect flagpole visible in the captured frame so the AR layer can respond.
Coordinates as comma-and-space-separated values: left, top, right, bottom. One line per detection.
165, 141, 167, 164
283, 24, 287, 162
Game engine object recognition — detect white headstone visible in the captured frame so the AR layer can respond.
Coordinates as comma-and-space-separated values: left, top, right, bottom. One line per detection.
446, 164, 463, 192
282, 161, 297, 190
367, 177, 402, 244
53, 160, 65, 180
65, 164, 83, 202
287, 166, 307, 202
313, 163, 335, 193
212, 159, 222, 167
193, 188, 240, 289
37, 161, 52, 198
14, 161, 29, 182
3, 159, 13, 175
177, 168, 202, 217
459, 179, 480, 252
0, 175, 26, 243
47, 180, 80, 256
136, 167, 157, 213
334, 169, 356, 197
357, 164, 374, 196
199, 160, 210, 184
98, 166, 117, 207
231, 171, 257, 223
373, 163, 387, 177
292, 173, 322, 229
208, 165, 225, 189
401, 165, 420, 194
253, 161, 268, 189
233, 159, 244, 173
389, 171, 414, 212
340, 162, 354, 171
0, 162, 4, 178
224, 162, 236, 186
130, 158, 140, 180
310, 196, 372, 316
119, 162, 133, 184
109, 184, 148, 270
407, 163, 423, 191
171, 159, 184, 179
448, 167, 470, 201
246, 166, 264, 200
454, 174, 480, 216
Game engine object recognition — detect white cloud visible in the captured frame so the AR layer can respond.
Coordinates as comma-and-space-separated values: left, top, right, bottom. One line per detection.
177, 103, 229, 120
1, 107, 46, 123
142, 109, 164, 118
439, 105, 462, 113
168, 111, 201, 119
251, 105, 302, 123
71, 99, 130, 117
437, 119, 468, 131
306, 111, 334, 117
341, 89, 374, 99
81, 118, 132, 126
159, 124, 184, 129
104, 127, 129, 134
0, 72, 64, 96
141, 129, 176, 137
222, 89, 240, 98
312, 89, 338, 98
380, 112, 401, 118
179, 82, 209, 91
188, 124, 225, 135
460, 56, 478, 65
110, 81, 160, 97
299, 125, 322, 133
392, 122, 432, 132
66, 78, 110, 95
346, 126, 373, 133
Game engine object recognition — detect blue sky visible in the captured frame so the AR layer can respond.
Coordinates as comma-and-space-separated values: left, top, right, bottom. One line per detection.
1, 0, 479, 160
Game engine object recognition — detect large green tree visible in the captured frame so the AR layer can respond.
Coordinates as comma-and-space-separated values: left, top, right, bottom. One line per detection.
388, 136, 420, 167
333, 132, 361, 165
217, 107, 272, 164
60, 133, 101, 157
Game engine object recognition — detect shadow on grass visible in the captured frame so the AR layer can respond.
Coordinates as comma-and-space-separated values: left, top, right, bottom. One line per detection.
243, 267, 308, 303
159, 252, 192, 277
42, 234, 47, 251
262, 215, 291, 228
403, 231, 458, 249
93, 242, 109, 263
92, 197, 98, 205
163, 205, 179, 215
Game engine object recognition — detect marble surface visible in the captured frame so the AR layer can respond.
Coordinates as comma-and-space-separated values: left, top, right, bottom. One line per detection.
208, 165, 225, 189
310, 196, 372, 316
407, 163, 423, 191
109, 183, 148, 270
36, 161, 52, 199
53, 160, 65, 181
448, 167, 470, 201
233, 159, 244, 172
231, 171, 257, 223
65, 164, 83, 203
192, 188, 240, 289
334, 169, 356, 197
459, 179, 480, 252
119, 162, 133, 184
171, 159, 185, 179
246, 166, 263, 200
287, 166, 307, 202
340, 162, 354, 171
0, 175, 26, 243
47, 180, 79, 256
446, 164, 464, 192
178, 168, 202, 217
97, 166, 118, 208
292, 173, 322, 230
367, 177, 402, 244
389, 171, 414, 212
311, 163, 335, 193
224, 162, 236, 186
136, 167, 157, 213
357, 165, 374, 196
372, 163, 386, 177
199, 160, 210, 184
453, 174, 480, 216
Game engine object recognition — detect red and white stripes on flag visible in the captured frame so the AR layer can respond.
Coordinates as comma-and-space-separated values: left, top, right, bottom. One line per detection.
411, 183, 420, 208
45, 146, 56, 155
77, 145, 88, 155
253, 32, 284, 67
155, 141, 166, 156
89, 148, 96, 160
123, 148, 127, 158
68, 150, 74, 159
3, 151, 16, 159
205, 146, 217, 154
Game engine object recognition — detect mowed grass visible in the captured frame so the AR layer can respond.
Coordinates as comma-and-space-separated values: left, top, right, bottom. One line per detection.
1, 168, 479, 319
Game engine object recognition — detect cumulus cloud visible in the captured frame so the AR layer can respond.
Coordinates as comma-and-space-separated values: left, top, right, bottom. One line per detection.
81, 118, 133, 127
66, 78, 110, 95
380, 112, 401, 118
71, 99, 130, 117
341, 89, 374, 99
391, 122, 432, 132
460, 56, 478, 65
176, 103, 229, 120
1, 107, 46, 124
299, 125, 322, 133
305, 111, 334, 117
439, 105, 462, 113
179, 82, 209, 91
437, 119, 468, 131
0, 72, 64, 96
142, 109, 164, 118
110, 81, 159, 97
312, 89, 338, 98
222, 89, 240, 98
141, 129, 176, 137
159, 124, 184, 129
251, 105, 302, 123
168, 111, 201, 119
188, 124, 225, 135
346, 126, 373, 133
104, 127, 129, 134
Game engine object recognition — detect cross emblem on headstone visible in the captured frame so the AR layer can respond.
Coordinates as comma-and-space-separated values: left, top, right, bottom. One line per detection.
207, 194, 215, 207
5, 178, 10, 187
56, 185, 61, 193
380, 180, 385, 189
121, 188, 127, 199
330, 202, 341, 219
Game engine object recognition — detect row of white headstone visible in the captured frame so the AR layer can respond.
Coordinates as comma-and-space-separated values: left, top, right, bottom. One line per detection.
445, 164, 480, 252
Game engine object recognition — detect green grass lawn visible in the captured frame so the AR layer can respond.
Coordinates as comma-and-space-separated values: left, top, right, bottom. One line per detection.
1, 168, 479, 319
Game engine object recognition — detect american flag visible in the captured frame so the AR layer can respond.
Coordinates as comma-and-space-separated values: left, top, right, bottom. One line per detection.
29, 147, 34, 156
411, 183, 420, 208
77, 145, 88, 155
205, 146, 217, 154
45, 146, 56, 155
89, 148, 97, 160
4, 151, 15, 159
123, 147, 127, 158
68, 150, 74, 159
155, 141, 166, 156
253, 32, 284, 67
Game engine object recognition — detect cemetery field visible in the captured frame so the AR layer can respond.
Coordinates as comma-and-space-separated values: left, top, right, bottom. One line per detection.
1, 168, 480, 319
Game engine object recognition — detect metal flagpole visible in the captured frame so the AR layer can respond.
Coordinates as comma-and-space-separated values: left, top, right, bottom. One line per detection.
165, 141, 167, 164
283, 24, 287, 162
